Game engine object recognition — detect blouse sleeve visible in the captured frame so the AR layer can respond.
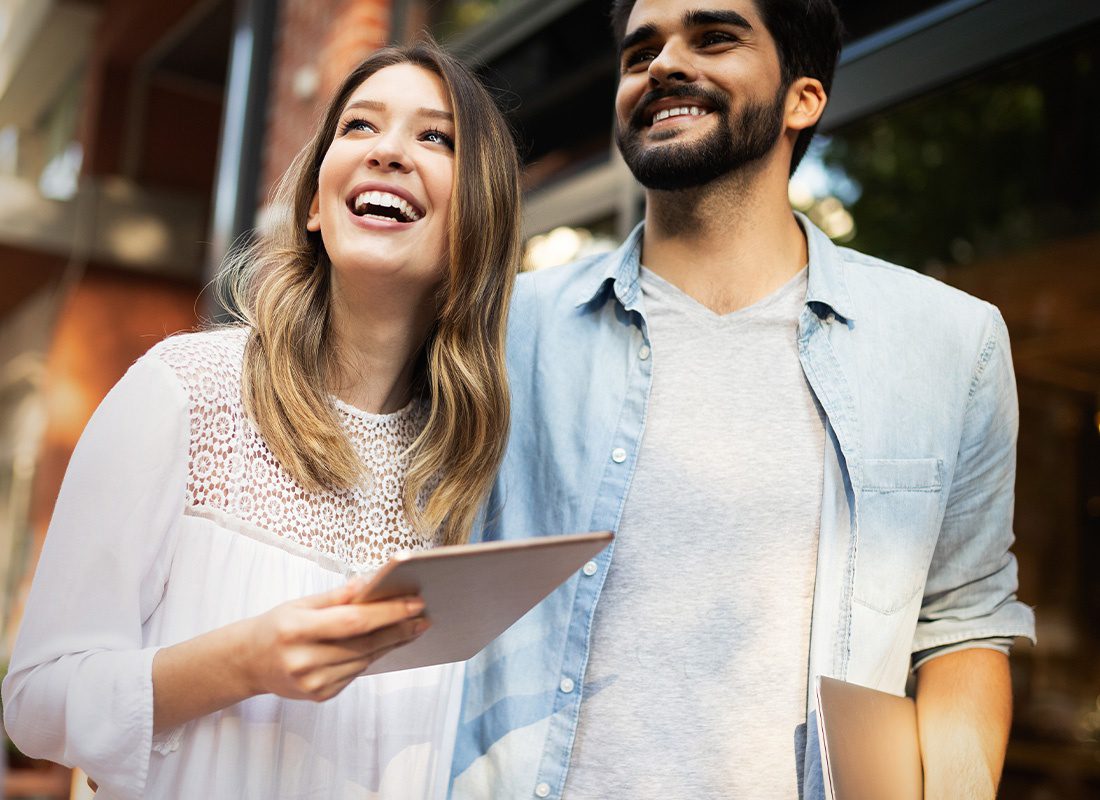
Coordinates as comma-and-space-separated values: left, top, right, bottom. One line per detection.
2, 353, 189, 800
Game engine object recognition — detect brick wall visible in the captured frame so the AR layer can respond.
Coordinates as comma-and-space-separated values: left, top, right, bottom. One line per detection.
260, 0, 391, 204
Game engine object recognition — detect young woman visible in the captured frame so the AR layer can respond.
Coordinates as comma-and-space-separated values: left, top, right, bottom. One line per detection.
2, 41, 520, 799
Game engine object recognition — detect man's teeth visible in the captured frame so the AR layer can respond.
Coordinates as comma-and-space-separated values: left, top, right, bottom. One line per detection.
652, 106, 708, 125
353, 190, 422, 221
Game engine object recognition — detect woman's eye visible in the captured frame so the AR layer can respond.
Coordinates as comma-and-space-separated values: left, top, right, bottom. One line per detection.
340, 117, 373, 135
422, 129, 455, 149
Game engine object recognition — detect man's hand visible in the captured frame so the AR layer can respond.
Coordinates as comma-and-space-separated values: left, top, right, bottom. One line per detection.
915, 648, 1012, 799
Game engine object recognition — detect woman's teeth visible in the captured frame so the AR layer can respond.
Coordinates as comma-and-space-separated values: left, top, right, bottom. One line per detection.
352, 191, 422, 222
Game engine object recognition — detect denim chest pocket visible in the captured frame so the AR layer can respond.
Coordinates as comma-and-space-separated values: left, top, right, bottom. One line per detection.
853, 458, 945, 614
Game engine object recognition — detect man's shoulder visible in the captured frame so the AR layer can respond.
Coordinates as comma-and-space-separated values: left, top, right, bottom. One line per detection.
823, 244, 1015, 406
832, 245, 1004, 356
836, 245, 994, 321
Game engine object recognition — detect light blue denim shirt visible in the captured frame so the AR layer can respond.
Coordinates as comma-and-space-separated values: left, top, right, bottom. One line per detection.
450, 214, 1036, 800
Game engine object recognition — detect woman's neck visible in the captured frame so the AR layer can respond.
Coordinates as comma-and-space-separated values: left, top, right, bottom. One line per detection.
327, 275, 438, 415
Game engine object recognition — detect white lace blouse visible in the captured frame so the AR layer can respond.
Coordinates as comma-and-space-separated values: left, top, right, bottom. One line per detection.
2, 328, 463, 799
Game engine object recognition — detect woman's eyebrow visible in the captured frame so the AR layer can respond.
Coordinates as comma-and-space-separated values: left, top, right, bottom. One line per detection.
344, 99, 385, 113
419, 108, 454, 122
343, 99, 452, 122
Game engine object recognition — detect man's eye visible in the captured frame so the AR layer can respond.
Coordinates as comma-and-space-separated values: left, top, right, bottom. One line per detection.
700, 31, 738, 47
623, 49, 655, 71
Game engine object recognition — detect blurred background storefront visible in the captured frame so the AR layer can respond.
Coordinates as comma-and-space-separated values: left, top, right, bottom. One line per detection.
0, 0, 1096, 797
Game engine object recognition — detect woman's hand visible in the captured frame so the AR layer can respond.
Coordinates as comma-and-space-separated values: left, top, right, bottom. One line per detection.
152, 579, 429, 733
240, 580, 429, 702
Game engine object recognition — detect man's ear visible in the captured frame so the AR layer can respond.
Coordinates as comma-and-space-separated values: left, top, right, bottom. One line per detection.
786, 77, 828, 133
306, 193, 321, 232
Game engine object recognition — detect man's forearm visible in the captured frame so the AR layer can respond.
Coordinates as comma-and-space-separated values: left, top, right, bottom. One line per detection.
915, 647, 1013, 799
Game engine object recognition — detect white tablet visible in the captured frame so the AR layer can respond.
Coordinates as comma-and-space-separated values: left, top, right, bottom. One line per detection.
354, 530, 613, 675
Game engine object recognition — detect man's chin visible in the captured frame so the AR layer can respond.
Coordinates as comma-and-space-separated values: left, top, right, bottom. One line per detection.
635, 174, 716, 192
618, 144, 715, 190
624, 157, 719, 191
619, 139, 696, 170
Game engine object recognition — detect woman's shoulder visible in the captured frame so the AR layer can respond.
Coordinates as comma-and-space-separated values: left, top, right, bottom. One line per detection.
143, 326, 250, 406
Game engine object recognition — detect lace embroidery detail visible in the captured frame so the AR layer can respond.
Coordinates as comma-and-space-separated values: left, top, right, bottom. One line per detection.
151, 328, 437, 571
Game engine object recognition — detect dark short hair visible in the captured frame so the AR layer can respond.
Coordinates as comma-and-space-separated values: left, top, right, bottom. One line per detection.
610, 0, 843, 175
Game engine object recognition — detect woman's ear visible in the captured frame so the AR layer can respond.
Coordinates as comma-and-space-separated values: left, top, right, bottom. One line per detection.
306, 193, 321, 232
786, 77, 828, 133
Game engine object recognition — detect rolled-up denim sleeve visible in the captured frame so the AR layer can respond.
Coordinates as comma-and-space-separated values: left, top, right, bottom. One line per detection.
912, 306, 1036, 656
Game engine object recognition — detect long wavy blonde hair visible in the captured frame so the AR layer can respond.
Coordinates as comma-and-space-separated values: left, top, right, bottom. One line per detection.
219, 41, 520, 545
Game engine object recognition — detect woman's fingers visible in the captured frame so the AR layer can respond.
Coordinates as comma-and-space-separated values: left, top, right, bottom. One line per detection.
295, 577, 372, 609
245, 582, 428, 700
307, 596, 426, 641
341, 615, 431, 660
300, 615, 431, 668
278, 617, 432, 701
306, 627, 433, 700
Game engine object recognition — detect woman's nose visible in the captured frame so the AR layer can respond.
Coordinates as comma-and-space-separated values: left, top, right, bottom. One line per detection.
366, 133, 411, 172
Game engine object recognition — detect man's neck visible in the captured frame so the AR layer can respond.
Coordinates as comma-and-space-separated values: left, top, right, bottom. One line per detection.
640, 158, 808, 315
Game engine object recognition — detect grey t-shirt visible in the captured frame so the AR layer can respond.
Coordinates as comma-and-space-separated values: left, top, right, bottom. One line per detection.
564, 266, 825, 798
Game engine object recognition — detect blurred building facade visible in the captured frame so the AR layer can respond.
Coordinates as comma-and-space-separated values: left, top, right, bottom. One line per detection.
0, 0, 1097, 797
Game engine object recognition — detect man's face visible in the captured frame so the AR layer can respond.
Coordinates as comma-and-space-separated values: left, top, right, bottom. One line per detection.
614, 0, 788, 191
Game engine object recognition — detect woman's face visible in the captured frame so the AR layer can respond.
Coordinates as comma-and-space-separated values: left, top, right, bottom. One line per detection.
308, 63, 455, 294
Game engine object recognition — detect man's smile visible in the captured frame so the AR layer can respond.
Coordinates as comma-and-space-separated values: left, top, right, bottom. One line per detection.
630, 89, 724, 135
651, 105, 711, 126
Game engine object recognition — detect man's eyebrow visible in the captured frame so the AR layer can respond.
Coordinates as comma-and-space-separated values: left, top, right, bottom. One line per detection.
619, 23, 660, 57
683, 9, 754, 32
343, 99, 453, 122
619, 9, 753, 57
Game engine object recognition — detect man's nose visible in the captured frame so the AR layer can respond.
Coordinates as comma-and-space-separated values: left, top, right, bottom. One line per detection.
648, 39, 700, 86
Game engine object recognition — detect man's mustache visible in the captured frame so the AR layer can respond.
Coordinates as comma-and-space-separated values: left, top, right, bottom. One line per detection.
627, 85, 730, 131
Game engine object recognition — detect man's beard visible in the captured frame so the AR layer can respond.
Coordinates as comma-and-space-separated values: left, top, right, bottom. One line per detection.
616, 85, 787, 191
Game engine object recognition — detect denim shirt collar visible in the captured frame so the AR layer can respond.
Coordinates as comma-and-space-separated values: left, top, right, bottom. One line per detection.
572, 212, 857, 322
800, 211, 857, 323
572, 222, 647, 312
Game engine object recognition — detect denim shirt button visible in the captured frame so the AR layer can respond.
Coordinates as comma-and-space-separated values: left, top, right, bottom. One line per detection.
582, 560, 598, 576
559, 677, 575, 693
611, 447, 627, 463
638, 344, 651, 360
535, 782, 551, 797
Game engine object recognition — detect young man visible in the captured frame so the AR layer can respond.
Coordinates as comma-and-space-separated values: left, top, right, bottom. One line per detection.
451, 1, 1035, 797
